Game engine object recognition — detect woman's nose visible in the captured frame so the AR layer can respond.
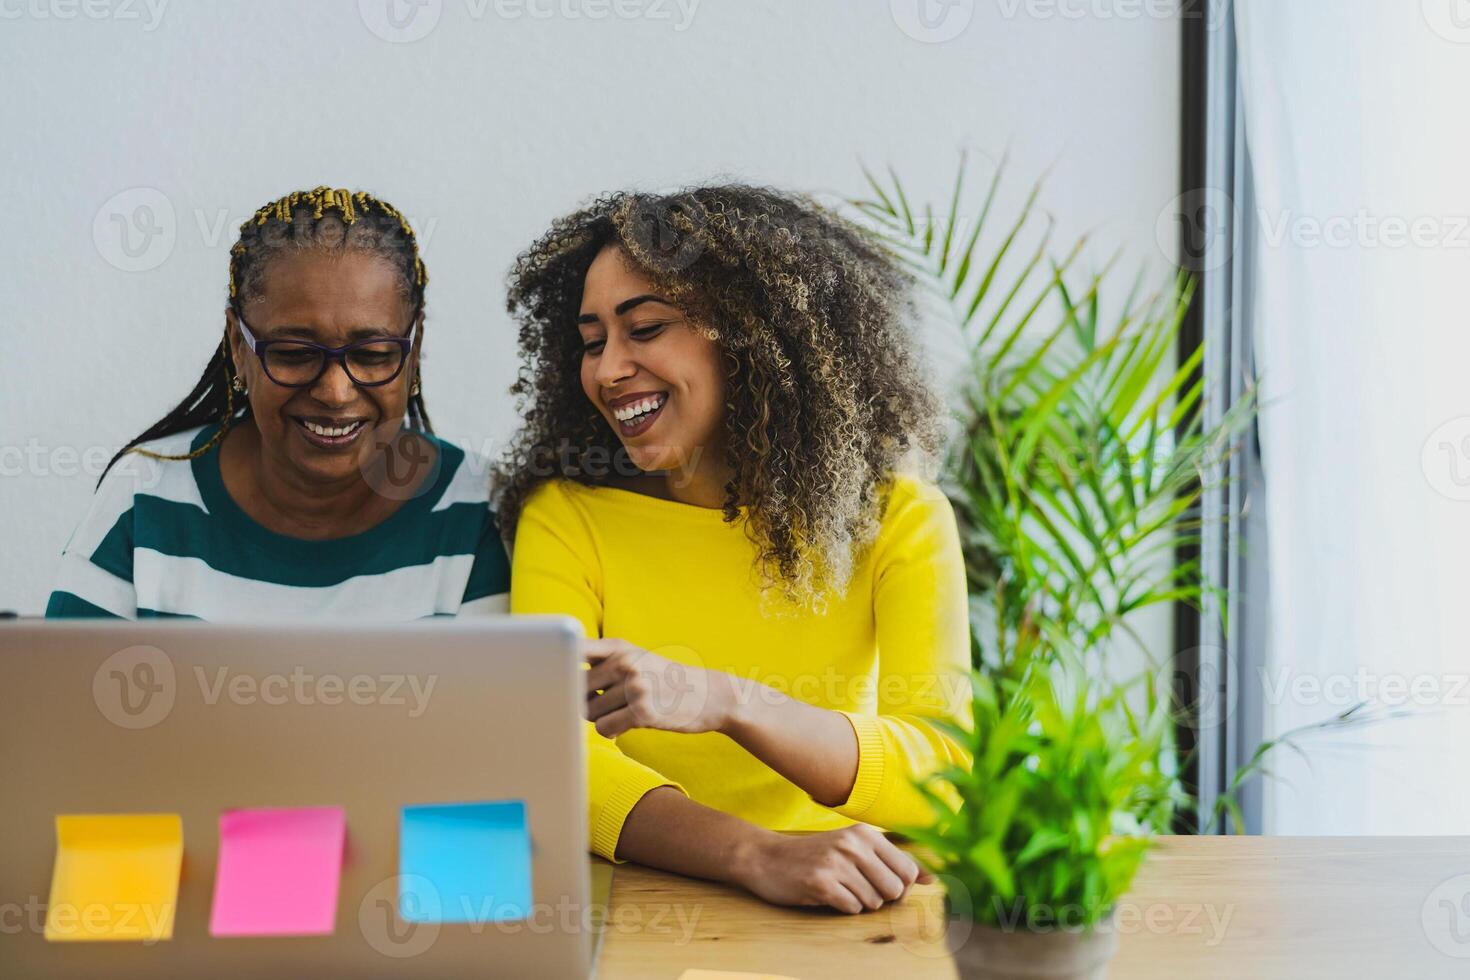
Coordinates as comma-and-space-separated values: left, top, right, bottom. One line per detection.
309, 358, 358, 405
594, 335, 637, 387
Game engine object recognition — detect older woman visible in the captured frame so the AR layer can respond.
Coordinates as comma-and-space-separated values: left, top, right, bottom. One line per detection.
501, 186, 971, 914
47, 187, 507, 619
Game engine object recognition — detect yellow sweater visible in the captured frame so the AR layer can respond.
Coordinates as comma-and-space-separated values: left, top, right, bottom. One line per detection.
510, 476, 972, 861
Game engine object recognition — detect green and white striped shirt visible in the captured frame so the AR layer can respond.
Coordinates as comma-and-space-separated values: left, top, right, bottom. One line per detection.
45, 425, 510, 620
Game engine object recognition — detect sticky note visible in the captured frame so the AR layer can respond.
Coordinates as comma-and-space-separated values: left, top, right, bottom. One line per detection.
45, 813, 182, 942
677, 972, 804, 980
209, 806, 346, 937
399, 800, 532, 924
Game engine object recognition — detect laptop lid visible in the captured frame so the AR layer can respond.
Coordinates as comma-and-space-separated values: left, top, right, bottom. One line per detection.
0, 618, 591, 979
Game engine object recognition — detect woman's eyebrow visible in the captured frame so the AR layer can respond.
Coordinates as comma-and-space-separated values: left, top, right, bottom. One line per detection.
615, 294, 670, 315
266, 325, 395, 340
578, 294, 674, 325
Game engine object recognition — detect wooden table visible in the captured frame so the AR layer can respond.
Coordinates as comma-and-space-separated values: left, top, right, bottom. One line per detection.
596, 836, 1470, 979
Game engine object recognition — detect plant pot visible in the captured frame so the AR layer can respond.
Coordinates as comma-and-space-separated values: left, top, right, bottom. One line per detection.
947, 914, 1118, 980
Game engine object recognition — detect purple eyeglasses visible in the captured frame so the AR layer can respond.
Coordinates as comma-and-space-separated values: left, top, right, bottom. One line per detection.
234, 310, 418, 388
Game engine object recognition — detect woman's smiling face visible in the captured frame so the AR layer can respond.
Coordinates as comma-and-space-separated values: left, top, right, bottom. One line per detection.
577, 246, 726, 476
228, 249, 419, 487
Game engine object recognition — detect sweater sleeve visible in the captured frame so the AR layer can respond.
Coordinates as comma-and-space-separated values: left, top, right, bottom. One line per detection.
832, 477, 972, 828
46, 463, 140, 619
508, 482, 685, 861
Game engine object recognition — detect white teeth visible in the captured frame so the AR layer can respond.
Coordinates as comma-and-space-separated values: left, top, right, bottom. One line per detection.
302, 420, 362, 438
613, 395, 665, 423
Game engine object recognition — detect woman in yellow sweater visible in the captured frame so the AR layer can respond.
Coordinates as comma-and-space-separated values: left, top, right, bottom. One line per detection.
499, 186, 972, 914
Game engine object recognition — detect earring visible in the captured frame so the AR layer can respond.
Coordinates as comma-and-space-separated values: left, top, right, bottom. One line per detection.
410, 373, 421, 397
231, 376, 246, 394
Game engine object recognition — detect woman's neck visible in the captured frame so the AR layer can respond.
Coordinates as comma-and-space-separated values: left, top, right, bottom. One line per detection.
663, 457, 731, 509
218, 422, 420, 539
606, 448, 733, 510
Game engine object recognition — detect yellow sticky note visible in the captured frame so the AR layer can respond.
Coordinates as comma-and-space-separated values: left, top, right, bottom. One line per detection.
45, 813, 183, 942
677, 972, 803, 980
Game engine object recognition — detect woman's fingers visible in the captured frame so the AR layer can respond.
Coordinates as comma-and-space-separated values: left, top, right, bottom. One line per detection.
838, 865, 886, 911
870, 833, 923, 891
823, 881, 865, 915
852, 844, 910, 902
585, 683, 628, 722
592, 705, 635, 738
581, 638, 627, 662
584, 650, 634, 694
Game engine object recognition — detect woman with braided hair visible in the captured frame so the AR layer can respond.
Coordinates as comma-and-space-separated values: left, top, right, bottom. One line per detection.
502, 185, 972, 914
46, 187, 509, 619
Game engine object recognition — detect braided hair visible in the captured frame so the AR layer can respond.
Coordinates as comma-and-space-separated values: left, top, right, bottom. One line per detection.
103, 187, 431, 480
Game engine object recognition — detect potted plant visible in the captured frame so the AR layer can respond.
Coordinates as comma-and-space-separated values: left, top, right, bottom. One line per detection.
908, 659, 1176, 980
846, 156, 1289, 979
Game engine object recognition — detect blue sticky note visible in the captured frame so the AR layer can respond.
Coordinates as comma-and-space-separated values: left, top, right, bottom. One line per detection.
398, 801, 532, 924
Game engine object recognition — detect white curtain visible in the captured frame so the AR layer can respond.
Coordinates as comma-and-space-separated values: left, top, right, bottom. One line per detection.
1236, 0, 1470, 833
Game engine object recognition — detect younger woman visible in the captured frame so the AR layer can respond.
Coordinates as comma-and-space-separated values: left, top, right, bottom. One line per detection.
502, 186, 971, 913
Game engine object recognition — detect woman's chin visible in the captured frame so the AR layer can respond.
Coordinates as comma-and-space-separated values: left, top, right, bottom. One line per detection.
287, 445, 369, 485
624, 446, 682, 475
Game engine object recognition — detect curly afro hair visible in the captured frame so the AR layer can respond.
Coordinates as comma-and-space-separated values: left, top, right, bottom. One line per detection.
496, 183, 943, 606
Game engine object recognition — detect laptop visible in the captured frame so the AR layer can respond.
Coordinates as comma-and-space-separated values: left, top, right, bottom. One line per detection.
0, 618, 603, 979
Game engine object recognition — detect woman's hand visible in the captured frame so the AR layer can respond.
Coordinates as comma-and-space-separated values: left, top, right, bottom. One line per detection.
584, 638, 737, 738
731, 825, 932, 914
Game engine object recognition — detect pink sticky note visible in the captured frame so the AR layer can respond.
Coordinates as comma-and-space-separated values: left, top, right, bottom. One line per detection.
209, 806, 346, 937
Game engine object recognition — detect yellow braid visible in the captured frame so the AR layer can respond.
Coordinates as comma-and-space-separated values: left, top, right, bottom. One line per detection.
127, 336, 239, 463
228, 186, 429, 298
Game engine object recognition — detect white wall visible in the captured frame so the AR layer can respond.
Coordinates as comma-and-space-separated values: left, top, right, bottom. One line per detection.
0, 0, 1182, 615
